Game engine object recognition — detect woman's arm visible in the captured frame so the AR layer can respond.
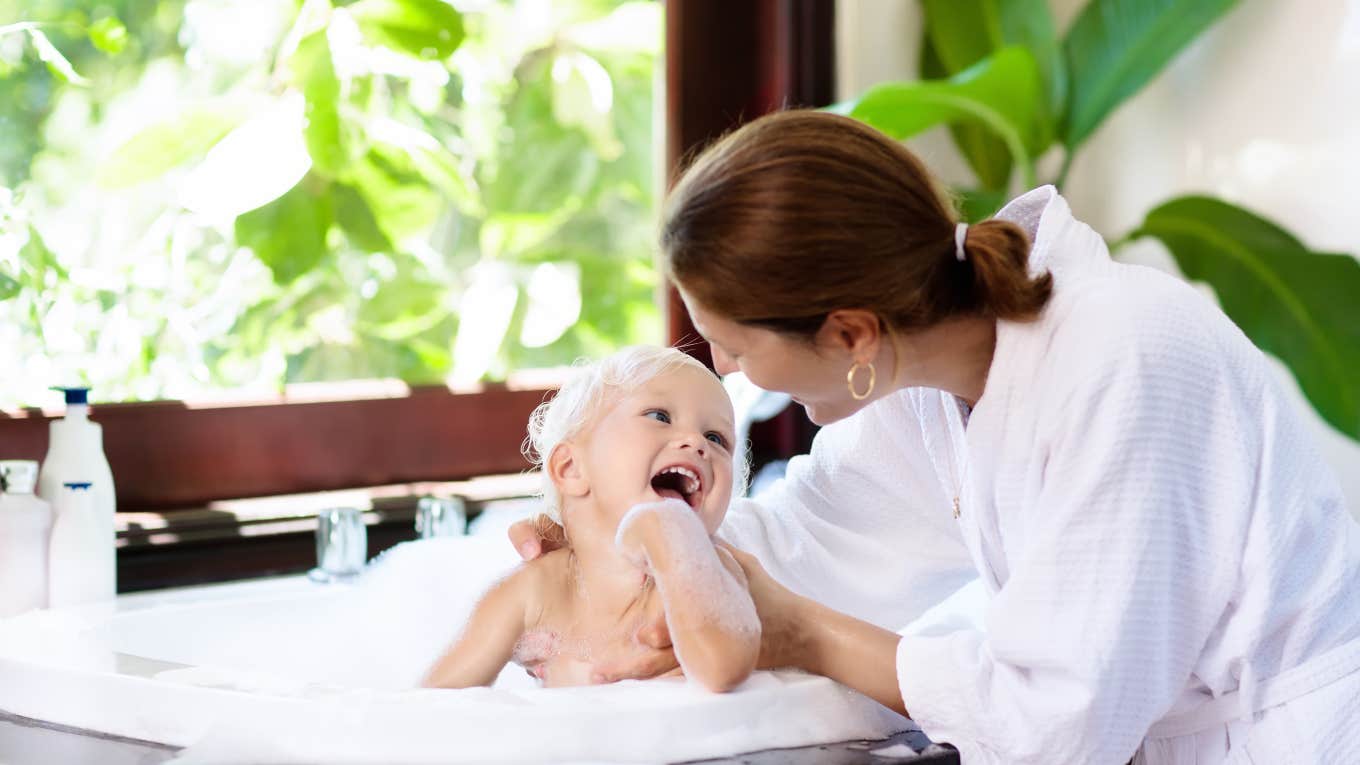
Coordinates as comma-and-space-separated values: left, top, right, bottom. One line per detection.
616, 500, 760, 693
420, 568, 529, 688
721, 543, 907, 715
719, 391, 975, 630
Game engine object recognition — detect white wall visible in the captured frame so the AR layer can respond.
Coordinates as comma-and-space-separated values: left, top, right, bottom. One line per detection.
836, 0, 1360, 517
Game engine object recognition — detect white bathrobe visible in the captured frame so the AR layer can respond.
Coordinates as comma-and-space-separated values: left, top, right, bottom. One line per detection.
719, 186, 1360, 764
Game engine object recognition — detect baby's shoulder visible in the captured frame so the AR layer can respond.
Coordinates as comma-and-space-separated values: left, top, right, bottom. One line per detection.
520, 547, 573, 580
512, 549, 576, 623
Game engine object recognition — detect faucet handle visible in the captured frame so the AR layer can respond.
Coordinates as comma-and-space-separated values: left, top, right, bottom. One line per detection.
309, 506, 368, 583
415, 496, 467, 539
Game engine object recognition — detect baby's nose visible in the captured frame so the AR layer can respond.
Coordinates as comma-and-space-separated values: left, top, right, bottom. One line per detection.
675, 433, 707, 455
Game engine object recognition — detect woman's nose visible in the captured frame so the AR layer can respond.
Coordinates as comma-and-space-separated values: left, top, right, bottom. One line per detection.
711, 347, 738, 376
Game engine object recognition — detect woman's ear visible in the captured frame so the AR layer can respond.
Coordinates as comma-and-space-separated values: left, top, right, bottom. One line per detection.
547, 442, 590, 499
818, 309, 882, 362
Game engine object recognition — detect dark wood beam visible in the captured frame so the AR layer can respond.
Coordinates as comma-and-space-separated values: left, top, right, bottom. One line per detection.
0, 385, 547, 512
664, 0, 834, 457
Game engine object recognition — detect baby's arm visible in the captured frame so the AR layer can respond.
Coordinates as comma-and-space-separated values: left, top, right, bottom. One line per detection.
421, 568, 529, 688
616, 500, 760, 692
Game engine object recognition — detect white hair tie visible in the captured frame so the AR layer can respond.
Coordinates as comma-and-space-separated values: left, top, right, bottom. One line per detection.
954, 222, 969, 262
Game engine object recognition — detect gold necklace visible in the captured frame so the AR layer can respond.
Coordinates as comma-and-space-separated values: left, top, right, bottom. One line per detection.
952, 398, 973, 519
913, 391, 971, 521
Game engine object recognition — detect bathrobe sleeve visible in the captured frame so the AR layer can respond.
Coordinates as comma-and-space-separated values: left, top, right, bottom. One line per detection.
719, 392, 976, 630
896, 308, 1252, 763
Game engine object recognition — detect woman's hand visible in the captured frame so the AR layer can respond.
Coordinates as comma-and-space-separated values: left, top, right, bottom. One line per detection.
590, 594, 680, 684
721, 541, 908, 716
715, 542, 811, 671
507, 514, 567, 561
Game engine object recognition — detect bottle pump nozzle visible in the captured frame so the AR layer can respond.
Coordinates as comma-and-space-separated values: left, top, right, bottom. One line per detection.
51, 387, 90, 420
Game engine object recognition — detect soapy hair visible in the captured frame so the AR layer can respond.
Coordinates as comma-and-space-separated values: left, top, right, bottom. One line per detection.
523, 346, 747, 523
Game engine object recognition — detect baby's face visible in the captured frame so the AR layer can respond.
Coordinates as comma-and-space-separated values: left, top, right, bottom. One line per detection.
577, 365, 736, 535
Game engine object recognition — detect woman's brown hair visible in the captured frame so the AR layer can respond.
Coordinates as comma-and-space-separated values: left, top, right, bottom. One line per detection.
660, 110, 1051, 338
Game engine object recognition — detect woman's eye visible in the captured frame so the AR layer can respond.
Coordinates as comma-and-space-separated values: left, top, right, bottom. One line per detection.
706, 432, 728, 448
645, 409, 670, 424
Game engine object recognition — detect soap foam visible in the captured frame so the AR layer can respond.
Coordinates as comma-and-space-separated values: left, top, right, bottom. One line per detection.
120, 536, 909, 762
615, 499, 761, 636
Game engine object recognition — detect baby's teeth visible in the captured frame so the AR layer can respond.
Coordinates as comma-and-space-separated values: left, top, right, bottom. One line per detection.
660, 466, 700, 494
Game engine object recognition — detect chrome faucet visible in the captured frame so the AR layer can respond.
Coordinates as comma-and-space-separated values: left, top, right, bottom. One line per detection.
309, 507, 367, 583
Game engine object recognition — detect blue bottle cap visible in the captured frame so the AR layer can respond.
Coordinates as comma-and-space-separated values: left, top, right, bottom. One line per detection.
51, 387, 90, 405
62, 482, 93, 490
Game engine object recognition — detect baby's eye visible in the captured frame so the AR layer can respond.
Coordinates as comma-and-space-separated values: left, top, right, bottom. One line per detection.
644, 409, 671, 424
705, 432, 729, 449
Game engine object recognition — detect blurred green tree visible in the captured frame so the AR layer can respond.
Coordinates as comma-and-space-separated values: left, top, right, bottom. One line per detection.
0, 0, 661, 406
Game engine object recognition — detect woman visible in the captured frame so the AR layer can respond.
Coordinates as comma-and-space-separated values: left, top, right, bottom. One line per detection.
511, 110, 1360, 763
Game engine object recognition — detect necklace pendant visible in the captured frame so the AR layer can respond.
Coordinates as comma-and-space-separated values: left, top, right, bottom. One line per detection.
952, 497, 961, 519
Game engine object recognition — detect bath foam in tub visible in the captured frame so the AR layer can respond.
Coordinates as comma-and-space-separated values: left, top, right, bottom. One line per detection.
0, 537, 908, 763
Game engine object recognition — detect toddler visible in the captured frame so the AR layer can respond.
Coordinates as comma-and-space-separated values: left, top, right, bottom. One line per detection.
422, 346, 760, 692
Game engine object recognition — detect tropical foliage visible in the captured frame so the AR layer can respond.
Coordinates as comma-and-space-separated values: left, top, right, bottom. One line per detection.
834, 0, 1360, 440
0, 0, 661, 407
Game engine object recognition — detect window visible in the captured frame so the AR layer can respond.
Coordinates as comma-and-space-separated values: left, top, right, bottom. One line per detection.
0, 0, 662, 407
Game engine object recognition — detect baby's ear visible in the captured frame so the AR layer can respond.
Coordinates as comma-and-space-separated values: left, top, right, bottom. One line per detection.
547, 442, 589, 498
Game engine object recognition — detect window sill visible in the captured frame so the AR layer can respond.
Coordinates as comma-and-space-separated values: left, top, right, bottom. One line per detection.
114, 472, 539, 592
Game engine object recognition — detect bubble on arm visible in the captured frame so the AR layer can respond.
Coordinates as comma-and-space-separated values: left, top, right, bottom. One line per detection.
614, 499, 760, 636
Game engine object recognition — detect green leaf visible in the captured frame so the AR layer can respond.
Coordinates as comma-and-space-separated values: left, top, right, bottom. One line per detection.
996, 0, 1065, 121
482, 51, 600, 215
549, 50, 623, 160
919, 0, 1064, 189
19, 224, 67, 287
88, 16, 129, 55
332, 183, 394, 253
347, 143, 444, 244
921, 0, 1005, 72
356, 259, 448, 341
0, 269, 19, 300
361, 123, 479, 215
97, 105, 245, 188
957, 187, 1008, 222
1063, 0, 1238, 149
830, 47, 1044, 188
349, 0, 466, 60
27, 27, 88, 86
285, 31, 346, 176
1131, 196, 1360, 439
235, 178, 335, 284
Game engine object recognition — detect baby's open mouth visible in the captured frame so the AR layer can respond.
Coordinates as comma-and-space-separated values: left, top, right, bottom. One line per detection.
649, 465, 702, 509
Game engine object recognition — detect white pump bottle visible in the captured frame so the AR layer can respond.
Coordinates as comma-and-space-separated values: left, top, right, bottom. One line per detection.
37, 387, 117, 602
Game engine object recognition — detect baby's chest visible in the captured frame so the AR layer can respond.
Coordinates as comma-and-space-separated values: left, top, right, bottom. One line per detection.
513, 633, 596, 687
513, 606, 658, 688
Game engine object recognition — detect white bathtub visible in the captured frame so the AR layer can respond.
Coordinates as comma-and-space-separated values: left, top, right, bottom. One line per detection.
0, 536, 908, 763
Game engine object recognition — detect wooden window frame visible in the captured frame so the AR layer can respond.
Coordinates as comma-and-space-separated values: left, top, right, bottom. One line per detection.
665, 0, 834, 461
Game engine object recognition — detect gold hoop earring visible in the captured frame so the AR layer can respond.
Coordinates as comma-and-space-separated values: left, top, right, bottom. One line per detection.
846, 361, 876, 400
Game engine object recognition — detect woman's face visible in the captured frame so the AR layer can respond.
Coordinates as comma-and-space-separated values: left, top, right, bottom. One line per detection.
681, 291, 873, 426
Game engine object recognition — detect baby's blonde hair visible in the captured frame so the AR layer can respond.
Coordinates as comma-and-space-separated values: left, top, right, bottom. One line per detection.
523, 345, 745, 522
